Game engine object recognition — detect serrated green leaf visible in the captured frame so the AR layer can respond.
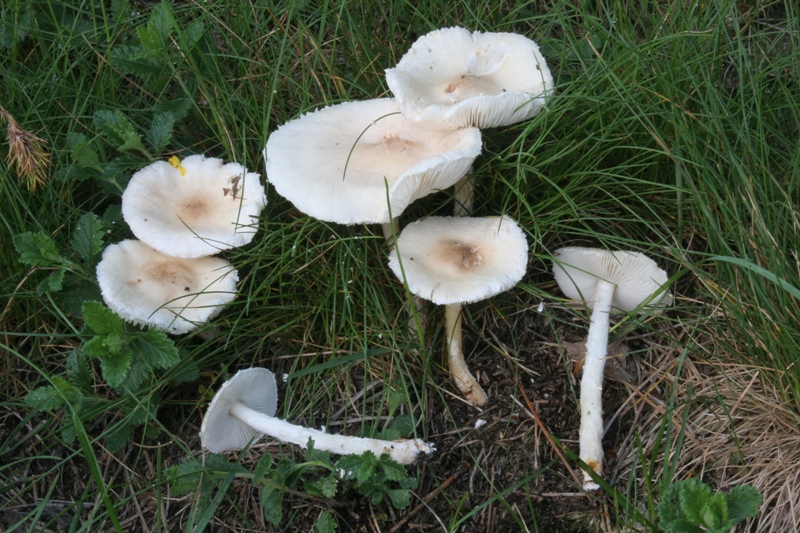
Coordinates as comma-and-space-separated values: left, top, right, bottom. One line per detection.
305, 475, 338, 499
305, 439, 332, 464
0, 9, 35, 49
119, 360, 151, 391
142, 1, 176, 51
260, 485, 283, 526
66, 132, 103, 170
101, 351, 133, 388
725, 484, 762, 524
179, 20, 206, 51
315, 509, 337, 533
13, 232, 63, 266
379, 457, 407, 483
105, 333, 128, 355
154, 99, 192, 120
71, 212, 106, 264
82, 301, 123, 335
701, 492, 728, 529
334, 455, 361, 481
122, 392, 158, 426
168, 454, 247, 496
66, 350, 94, 390
679, 478, 713, 524
145, 112, 175, 155
253, 453, 274, 483
93, 109, 152, 158
110, 45, 165, 76
135, 329, 180, 369
82, 335, 111, 358
37, 268, 66, 294
356, 456, 376, 485
25, 385, 67, 411
105, 418, 134, 452
385, 488, 412, 509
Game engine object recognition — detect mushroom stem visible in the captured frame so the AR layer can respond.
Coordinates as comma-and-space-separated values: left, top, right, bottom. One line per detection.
453, 172, 474, 217
579, 278, 615, 490
445, 302, 488, 406
228, 401, 434, 465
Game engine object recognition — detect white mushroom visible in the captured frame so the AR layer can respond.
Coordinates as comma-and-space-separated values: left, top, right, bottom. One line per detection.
386, 27, 554, 129
263, 98, 481, 234
96, 239, 238, 334
122, 155, 266, 258
552, 247, 672, 490
200, 368, 435, 465
388, 216, 528, 406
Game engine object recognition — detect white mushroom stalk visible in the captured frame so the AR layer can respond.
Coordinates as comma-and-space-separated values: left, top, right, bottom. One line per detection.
386, 27, 554, 129
388, 216, 528, 407
552, 247, 672, 490
200, 368, 434, 465
263, 98, 481, 228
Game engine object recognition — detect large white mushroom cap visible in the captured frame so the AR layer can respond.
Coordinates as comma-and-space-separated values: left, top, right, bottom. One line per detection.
552, 247, 673, 312
388, 216, 528, 305
97, 239, 239, 334
122, 155, 266, 258
200, 367, 278, 453
264, 98, 482, 225
385, 27, 554, 129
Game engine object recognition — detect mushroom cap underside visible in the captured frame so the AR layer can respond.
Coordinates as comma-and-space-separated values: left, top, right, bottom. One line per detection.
553, 247, 673, 312
200, 367, 279, 453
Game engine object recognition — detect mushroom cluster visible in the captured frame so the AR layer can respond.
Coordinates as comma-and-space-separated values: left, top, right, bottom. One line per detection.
97, 155, 266, 334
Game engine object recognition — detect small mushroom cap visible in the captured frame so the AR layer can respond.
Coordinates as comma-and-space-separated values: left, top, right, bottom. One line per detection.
97, 239, 239, 334
200, 368, 279, 453
264, 98, 481, 225
385, 27, 554, 129
552, 247, 673, 312
122, 155, 266, 258
388, 216, 528, 305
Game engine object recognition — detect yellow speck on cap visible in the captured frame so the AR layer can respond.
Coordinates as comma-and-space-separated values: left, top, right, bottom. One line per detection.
168, 156, 187, 176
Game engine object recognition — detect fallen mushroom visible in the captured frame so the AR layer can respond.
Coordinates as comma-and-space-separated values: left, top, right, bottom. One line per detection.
122, 155, 266, 258
388, 216, 528, 406
263, 98, 481, 236
386, 27, 554, 129
96, 239, 238, 334
552, 247, 672, 490
200, 367, 434, 465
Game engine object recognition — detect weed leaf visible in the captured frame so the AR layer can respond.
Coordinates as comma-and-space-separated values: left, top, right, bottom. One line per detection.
13, 231, 62, 266
82, 301, 123, 335
71, 212, 106, 264
145, 111, 175, 154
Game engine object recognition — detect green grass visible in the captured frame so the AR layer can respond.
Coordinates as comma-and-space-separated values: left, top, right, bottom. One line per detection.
2, 0, 799, 531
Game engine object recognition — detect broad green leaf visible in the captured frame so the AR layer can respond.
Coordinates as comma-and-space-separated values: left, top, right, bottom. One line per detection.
701, 492, 728, 529
82, 335, 111, 358
385, 488, 412, 509
315, 509, 337, 533
93, 109, 152, 158
145, 112, 175, 154
179, 20, 206, 51
0, 9, 35, 49
136, 329, 180, 369
120, 360, 151, 391
725, 484, 762, 523
379, 457, 407, 482
260, 485, 283, 526
305, 474, 338, 499
304, 439, 331, 463
24, 385, 67, 411
66, 132, 102, 170
100, 350, 133, 388
104, 418, 134, 452
253, 453, 274, 483
154, 99, 192, 120
82, 301, 123, 335
110, 45, 165, 76
13, 231, 62, 266
123, 392, 159, 426
141, 1, 176, 51
679, 478, 712, 524
168, 454, 247, 496
71, 212, 106, 264
356, 454, 376, 485
334, 455, 361, 480
37, 268, 65, 294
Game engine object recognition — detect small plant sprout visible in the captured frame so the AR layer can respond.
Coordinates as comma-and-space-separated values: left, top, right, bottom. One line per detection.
200, 368, 435, 465
122, 154, 266, 258
385, 27, 554, 129
552, 247, 672, 490
263, 98, 481, 238
96, 239, 239, 334
388, 216, 528, 406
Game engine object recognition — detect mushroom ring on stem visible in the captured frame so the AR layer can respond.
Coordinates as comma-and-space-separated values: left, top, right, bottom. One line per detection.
552, 247, 672, 490
200, 368, 434, 465
263, 98, 481, 237
388, 216, 528, 406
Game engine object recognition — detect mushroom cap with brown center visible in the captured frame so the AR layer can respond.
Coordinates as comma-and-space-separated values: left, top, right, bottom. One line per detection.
97, 239, 239, 334
385, 27, 554, 129
388, 216, 528, 305
264, 98, 481, 225
122, 155, 266, 258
